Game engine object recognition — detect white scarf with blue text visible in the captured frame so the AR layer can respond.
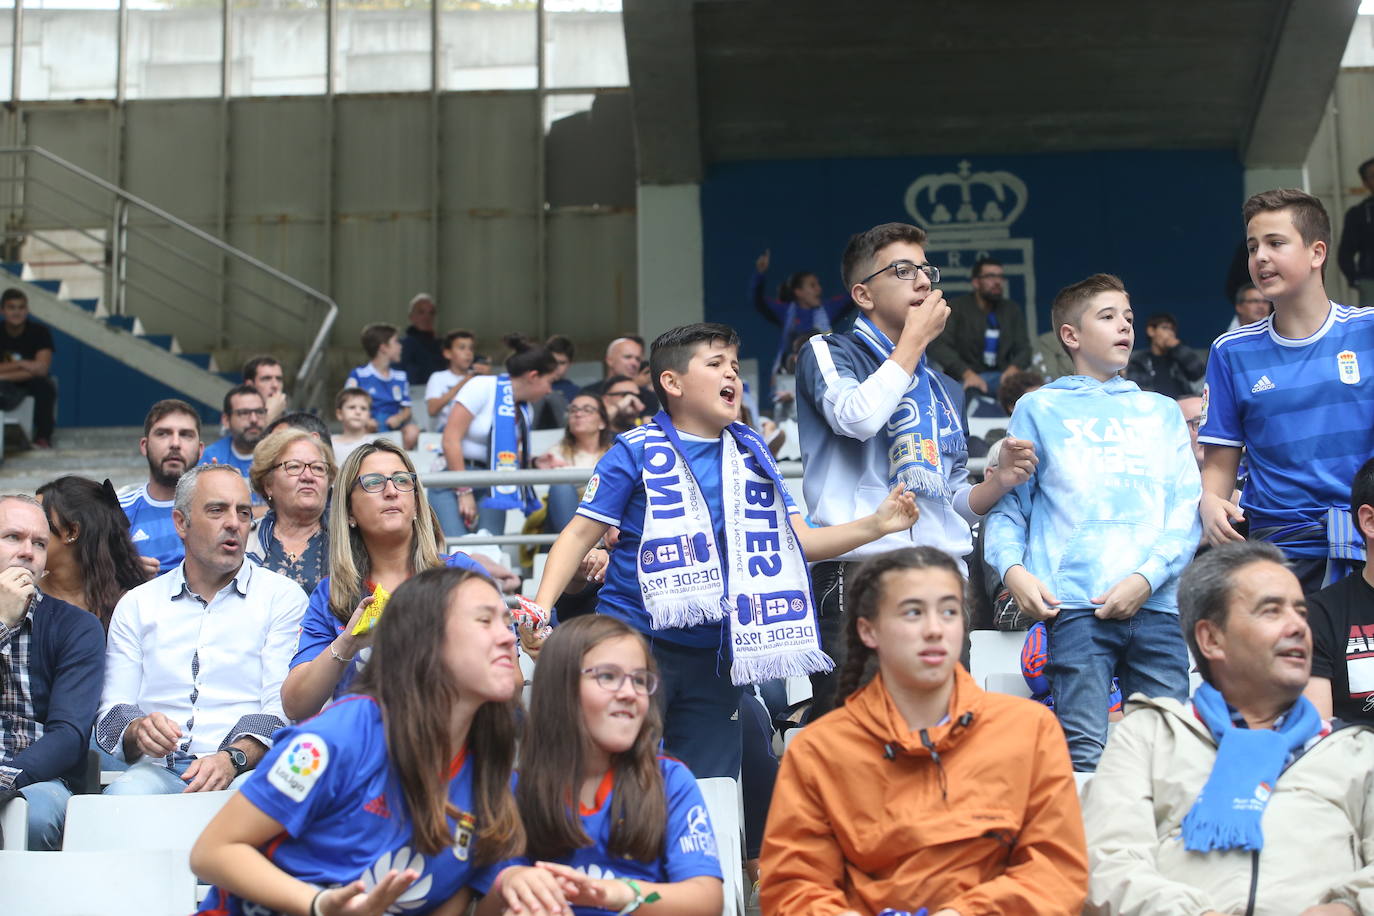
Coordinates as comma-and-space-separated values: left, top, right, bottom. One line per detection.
637, 413, 832, 685
853, 316, 965, 501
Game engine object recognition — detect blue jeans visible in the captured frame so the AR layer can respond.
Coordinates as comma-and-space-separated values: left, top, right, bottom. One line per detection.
431, 486, 508, 538
15, 778, 71, 850
1046, 607, 1189, 771
545, 484, 581, 533
103, 758, 250, 795
651, 639, 743, 779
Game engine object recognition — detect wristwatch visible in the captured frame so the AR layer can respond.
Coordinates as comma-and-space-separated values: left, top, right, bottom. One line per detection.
221, 747, 249, 775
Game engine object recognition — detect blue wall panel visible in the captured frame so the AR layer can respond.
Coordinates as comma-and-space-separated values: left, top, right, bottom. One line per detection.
49, 328, 221, 428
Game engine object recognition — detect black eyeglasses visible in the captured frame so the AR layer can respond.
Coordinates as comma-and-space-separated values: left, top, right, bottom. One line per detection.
231, 407, 268, 419
859, 261, 940, 285
581, 665, 660, 696
353, 471, 418, 493
272, 459, 328, 478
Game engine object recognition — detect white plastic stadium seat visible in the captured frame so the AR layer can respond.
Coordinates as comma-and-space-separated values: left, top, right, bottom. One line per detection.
984, 671, 1032, 698
695, 776, 745, 916
0, 794, 27, 849
0, 848, 190, 916
969, 630, 1027, 692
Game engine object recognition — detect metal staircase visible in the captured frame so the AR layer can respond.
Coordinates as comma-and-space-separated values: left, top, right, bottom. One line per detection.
0, 146, 337, 415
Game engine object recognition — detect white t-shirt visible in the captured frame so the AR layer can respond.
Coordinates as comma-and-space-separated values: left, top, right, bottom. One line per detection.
424, 369, 470, 430
452, 374, 498, 464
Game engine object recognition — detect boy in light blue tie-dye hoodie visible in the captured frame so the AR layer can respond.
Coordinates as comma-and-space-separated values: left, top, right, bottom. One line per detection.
986, 273, 1202, 771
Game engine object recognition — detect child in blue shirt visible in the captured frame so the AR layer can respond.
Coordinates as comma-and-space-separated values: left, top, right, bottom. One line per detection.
346, 322, 420, 450
986, 273, 1202, 771
1200, 188, 1374, 593
495, 615, 724, 916
190, 567, 526, 916
532, 322, 917, 780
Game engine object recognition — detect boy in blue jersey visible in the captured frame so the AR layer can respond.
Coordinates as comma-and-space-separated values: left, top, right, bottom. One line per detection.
794, 222, 1040, 715
122, 398, 203, 574
1200, 188, 1374, 593
346, 322, 420, 450
533, 323, 917, 779
986, 273, 1202, 771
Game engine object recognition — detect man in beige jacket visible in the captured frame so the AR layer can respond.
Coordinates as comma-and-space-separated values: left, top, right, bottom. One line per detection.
1084, 540, 1374, 916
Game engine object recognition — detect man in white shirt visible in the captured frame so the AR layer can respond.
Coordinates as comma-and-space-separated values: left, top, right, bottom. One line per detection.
96, 464, 307, 795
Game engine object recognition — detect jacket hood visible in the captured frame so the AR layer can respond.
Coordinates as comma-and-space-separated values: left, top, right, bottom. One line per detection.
1043, 374, 1139, 395
844, 664, 984, 759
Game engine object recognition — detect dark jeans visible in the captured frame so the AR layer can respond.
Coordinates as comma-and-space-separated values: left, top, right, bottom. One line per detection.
0, 376, 56, 440
1046, 607, 1190, 771
651, 638, 743, 779
739, 689, 778, 860
807, 560, 851, 719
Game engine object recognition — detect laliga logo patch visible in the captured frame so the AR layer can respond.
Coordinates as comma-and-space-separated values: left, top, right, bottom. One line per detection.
268, 733, 329, 802
453, 811, 477, 861
392, 385, 402, 400
1338, 350, 1360, 385
1200, 383, 1209, 424
583, 473, 600, 502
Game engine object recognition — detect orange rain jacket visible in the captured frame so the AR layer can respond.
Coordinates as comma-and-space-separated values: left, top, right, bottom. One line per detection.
759, 665, 1088, 915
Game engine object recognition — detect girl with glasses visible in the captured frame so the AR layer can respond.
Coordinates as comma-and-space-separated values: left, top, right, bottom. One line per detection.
280, 440, 488, 721
492, 615, 724, 915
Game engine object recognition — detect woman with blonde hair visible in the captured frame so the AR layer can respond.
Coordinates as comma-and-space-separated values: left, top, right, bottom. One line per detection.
280, 439, 486, 721
246, 426, 336, 595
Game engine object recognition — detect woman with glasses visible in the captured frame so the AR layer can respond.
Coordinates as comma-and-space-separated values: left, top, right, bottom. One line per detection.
495, 615, 724, 916
435, 334, 560, 537
534, 392, 614, 535
246, 427, 336, 595
280, 440, 487, 721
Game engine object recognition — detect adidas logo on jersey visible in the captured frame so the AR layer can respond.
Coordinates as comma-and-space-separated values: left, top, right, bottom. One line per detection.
1251, 375, 1276, 393
131, 528, 150, 542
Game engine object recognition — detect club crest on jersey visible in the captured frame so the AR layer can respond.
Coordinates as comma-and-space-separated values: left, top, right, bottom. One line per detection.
1338, 350, 1360, 385
453, 811, 477, 861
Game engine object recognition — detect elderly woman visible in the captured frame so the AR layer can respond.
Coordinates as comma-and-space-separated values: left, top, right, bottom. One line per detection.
246, 427, 336, 595
280, 439, 488, 721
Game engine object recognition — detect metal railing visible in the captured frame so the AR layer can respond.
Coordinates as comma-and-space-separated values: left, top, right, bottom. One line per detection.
0, 146, 338, 410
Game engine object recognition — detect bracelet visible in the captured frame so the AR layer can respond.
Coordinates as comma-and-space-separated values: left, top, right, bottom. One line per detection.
614, 878, 660, 915
456, 487, 474, 495
309, 888, 326, 916
328, 641, 354, 663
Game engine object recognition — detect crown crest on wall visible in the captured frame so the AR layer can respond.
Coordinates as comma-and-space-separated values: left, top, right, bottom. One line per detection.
904, 160, 1028, 238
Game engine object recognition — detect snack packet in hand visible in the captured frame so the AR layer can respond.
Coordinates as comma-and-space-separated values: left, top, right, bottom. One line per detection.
351, 583, 392, 636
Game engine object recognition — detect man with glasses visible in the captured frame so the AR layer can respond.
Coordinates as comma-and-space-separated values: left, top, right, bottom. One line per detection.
97, 464, 307, 796
928, 256, 1033, 399
1223, 282, 1273, 335
202, 384, 268, 508
599, 374, 650, 434
796, 223, 1039, 717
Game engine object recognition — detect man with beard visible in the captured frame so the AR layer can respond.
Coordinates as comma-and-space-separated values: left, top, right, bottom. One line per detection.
201, 384, 267, 507
121, 399, 204, 575
98, 465, 306, 796
928, 257, 1032, 398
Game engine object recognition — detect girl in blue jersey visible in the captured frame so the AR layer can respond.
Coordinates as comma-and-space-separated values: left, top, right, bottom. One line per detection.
501, 615, 724, 915
191, 567, 539, 916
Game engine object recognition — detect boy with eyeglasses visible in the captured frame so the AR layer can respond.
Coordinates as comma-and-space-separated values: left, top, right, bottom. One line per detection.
202, 383, 268, 508
795, 222, 1039, 716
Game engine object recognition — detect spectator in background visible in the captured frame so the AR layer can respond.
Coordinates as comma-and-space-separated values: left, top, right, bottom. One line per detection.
750, 248, 853, 391
280, 441, 487, 720
423, 329, 480, 431
584, 336, 660, 413
264, 410, 329, 442
1126, 312, 1206, 399
1338, 156, 1374, 307
122, 398, 204, 575
241, 355, 287, 427
1032, 326, 1076, 380
202, 384, 268, 507
346, 323, 420, 451
534, 392, 613, 533
331, 387, 380, 467
97, 464, 308, 796
0, 288, 56, 448
927, 257, 1032, 398
1176, 396, 1205, 469
1304, 456, 1374, 724
436, 335, 556, 537
599, 374, 649, 434
1084, 541, 1374, 916
398, 292, 446, 386
1225, 282, 1273, 335
35, 476, 150, 630
997, 367, 1045, 419
246, 427, 335, 596
0, 494, 105, 850
532, 333, 579, 430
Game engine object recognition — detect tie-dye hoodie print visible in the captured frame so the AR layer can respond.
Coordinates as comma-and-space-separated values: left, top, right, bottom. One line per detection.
985, 375, 1203, 614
